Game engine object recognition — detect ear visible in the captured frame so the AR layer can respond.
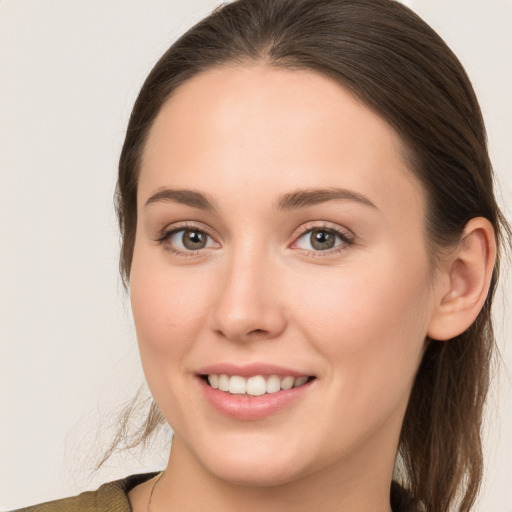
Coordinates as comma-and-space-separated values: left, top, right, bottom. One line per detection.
427, 217, 496, 341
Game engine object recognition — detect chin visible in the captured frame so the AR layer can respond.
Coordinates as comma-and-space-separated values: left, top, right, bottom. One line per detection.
190, 436, 312, 488
209, 459, 305, 488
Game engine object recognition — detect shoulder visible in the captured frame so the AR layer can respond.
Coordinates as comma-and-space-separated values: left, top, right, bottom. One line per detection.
10, 473, 159, 512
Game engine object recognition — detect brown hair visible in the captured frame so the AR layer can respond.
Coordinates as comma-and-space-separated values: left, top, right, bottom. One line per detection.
113, 1, 510, 510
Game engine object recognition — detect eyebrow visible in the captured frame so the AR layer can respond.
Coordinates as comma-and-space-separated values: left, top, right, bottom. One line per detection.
275, 187, 377, 211
144, 186, 377, 212
145, 188, 219, 211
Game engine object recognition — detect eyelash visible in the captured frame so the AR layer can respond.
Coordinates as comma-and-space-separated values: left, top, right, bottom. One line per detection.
293, 223, 354, 257
155, 222, 215, 257
156, 222, 354, 258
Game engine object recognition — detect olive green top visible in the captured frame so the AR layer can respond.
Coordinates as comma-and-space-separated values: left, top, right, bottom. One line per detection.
12, 473, 158, 512
12, 474, 419, 511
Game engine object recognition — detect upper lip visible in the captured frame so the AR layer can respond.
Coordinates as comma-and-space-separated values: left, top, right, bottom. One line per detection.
197, 362, 314, 378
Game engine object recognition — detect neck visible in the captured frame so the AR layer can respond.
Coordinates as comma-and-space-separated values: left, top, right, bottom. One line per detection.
150, 437, 395, 512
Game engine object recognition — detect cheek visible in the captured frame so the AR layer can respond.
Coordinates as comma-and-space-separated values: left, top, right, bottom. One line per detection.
129, 246, 212, 369
294, 255, 429, 344
289, 250, 431, 414
129, 254, 218, 430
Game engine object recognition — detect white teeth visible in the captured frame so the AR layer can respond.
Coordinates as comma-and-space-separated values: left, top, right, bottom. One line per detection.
294, 376, 308, 387
281, 376, 295, 390
208, 374, 219, 389
228, 375, 247, 394
206, 374, 311, 395
266, 375, 281, 393
247, 376, 267, 396
218, 374, 230, 392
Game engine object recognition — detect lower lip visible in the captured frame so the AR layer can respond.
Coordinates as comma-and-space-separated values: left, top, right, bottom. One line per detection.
199, 377, 315, 420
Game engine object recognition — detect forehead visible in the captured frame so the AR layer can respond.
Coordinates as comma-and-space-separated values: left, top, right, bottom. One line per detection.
139, 64, 425, 220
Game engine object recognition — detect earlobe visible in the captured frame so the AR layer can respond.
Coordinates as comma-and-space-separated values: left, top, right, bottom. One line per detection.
427, 217, 496, 341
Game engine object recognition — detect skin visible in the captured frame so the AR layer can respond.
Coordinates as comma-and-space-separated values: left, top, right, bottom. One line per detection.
127, 64, 494, 512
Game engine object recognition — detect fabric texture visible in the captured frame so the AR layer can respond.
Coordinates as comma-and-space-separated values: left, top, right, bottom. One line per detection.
12, 473, 158, 512
13, 474, 419, 512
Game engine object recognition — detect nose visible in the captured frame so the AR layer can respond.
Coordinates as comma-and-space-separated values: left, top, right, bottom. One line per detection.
208, 246, 287, 343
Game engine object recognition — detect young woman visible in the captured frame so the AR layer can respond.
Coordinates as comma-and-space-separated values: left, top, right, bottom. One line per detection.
14, 1, 510, 511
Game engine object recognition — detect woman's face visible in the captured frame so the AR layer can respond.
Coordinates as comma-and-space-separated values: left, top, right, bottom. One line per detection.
130, 65, 439, 486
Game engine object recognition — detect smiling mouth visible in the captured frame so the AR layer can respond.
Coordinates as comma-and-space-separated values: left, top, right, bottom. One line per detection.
202, 374, 315, 396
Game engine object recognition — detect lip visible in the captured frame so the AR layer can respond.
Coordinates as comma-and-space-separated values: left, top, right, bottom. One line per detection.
197, 362, 313, 378
196, 363, 316, 420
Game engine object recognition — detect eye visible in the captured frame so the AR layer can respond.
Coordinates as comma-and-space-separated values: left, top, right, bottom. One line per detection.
294, 227, 352, 252
161, 227, 217, 253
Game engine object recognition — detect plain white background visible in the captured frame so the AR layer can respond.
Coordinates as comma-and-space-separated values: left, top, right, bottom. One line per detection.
1, 1, 510, 510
